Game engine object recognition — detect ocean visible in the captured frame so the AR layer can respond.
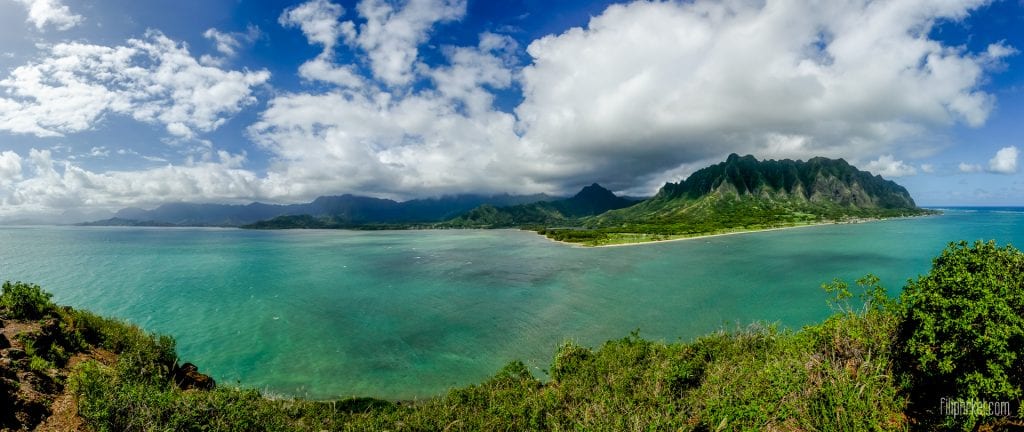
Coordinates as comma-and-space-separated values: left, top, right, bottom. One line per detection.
0, 207, 1021, 399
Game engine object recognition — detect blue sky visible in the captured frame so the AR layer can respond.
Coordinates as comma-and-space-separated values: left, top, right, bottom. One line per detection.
0, 0, 1021, 221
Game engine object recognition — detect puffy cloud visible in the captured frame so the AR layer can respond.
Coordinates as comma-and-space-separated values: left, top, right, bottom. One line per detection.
253, 0, 1012, 199
283, 0, 467, 87
351, 0, 467, 86
1, 0, 1017, 217
957, 146, 1020, 175
12, 0, 82, 31
280, 0, 362, 87
256, 0, 528, 200
279, 0, 354, 53
249, 77, 526, 199
988, 146, 1018, 174
865, 155, 917, 178
0, 148, 261, 217
515, 0, 1010, 188
0, 31, 271, 139
0, 151, 22, 184
920, 164, 935, 173
426, 33, 518, 114
296, 57, 365, 88
202, 25, 261, 64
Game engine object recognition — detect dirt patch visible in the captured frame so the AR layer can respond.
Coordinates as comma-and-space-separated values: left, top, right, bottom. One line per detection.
34, 349, 116, 432
1, 315, 118, 432
1, 321, 41, 349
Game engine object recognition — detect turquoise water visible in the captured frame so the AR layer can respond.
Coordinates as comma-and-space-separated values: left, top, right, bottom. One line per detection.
0, 208, 1022, 399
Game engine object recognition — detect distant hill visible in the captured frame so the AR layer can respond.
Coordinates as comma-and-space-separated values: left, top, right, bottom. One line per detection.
111, 202, 288, 227
593, 153, 919, 225
86, 193, 557, 227
85, 154, 930, 245
444, 184, 638, 228
247, 184, 637, 230
559, 154, 932, 244
662, 153, 915, 208
76, 217, 178, 227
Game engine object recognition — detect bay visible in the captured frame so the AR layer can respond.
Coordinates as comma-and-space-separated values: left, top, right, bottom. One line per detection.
0, 208, 1021, 399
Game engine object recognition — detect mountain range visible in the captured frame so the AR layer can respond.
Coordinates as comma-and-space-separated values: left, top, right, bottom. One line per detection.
590, 153, 921, 228
243, 183, 639, 229
441, 183, 638, 228
81, 193, 558, 227
81, 154, 930, 244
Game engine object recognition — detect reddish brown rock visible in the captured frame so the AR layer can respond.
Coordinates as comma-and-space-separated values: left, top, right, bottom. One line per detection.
173, 362, 216, 391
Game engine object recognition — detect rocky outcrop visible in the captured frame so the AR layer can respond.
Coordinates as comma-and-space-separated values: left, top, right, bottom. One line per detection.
173, 362, 216, 391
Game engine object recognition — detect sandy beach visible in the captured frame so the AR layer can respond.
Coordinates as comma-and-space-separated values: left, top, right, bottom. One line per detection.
538, 216, 914, 249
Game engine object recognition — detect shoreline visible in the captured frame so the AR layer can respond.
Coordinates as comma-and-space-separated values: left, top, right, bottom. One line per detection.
540, 214, 934, 249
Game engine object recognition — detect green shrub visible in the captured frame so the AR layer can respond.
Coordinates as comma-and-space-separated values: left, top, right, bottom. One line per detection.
0, 281, 56, 319
68, 308, 178, 383
549, 341, 594, 382
70, 361, 117, 428
28, 355, 55, 374
898, 240, 1024, 430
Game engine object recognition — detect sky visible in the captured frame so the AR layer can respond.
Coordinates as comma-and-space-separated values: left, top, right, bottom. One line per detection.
0, 0, 1022, 221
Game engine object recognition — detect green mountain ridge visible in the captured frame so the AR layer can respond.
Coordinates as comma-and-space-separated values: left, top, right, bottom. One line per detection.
591, 154, 922, 228
543, 154, 933, 245
656, 153, 915, 207
79, 193, 560, 227
449, 154, 929, 243
444, 183, 637, 228
247, 183, 638, 229
240, 154, 932, 245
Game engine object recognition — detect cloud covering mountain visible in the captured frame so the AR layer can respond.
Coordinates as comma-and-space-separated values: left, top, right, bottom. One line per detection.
0, 0, 1020, 219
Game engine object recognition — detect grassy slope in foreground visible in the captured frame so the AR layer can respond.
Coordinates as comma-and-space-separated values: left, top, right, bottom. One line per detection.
2, 240, 1022, 431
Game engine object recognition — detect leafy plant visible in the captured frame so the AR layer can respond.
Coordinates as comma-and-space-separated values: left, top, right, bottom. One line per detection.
898, 240, 1024, 430
822, 274, 895, 316
0, 281, 56, 319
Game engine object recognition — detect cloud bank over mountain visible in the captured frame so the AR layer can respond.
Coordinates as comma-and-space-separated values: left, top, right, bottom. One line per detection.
0, 0, 1017, 218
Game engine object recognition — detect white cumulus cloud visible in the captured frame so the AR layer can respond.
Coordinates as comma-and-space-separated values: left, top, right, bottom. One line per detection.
351, 0, 467, 86
988, 146, 1018, 174
513, 0, 1010, 189
201, 25, 262, 65
280, 0, 354, 52
0, 148, 261, 217
281, 0, 467, 87
865, 155, 917, 178
0, 0, 1018, 217
249, 40, 527, 199
0, 151, 23, 184
957, 146, 1020, 175
251, 0, 1013, 199
0, 31, 271, 139
12, 0, 82, 31
279, 0, 362, 87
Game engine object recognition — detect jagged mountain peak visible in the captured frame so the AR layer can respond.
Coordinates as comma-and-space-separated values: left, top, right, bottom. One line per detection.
658, 154, 916, 209
572, 183, 616, 200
